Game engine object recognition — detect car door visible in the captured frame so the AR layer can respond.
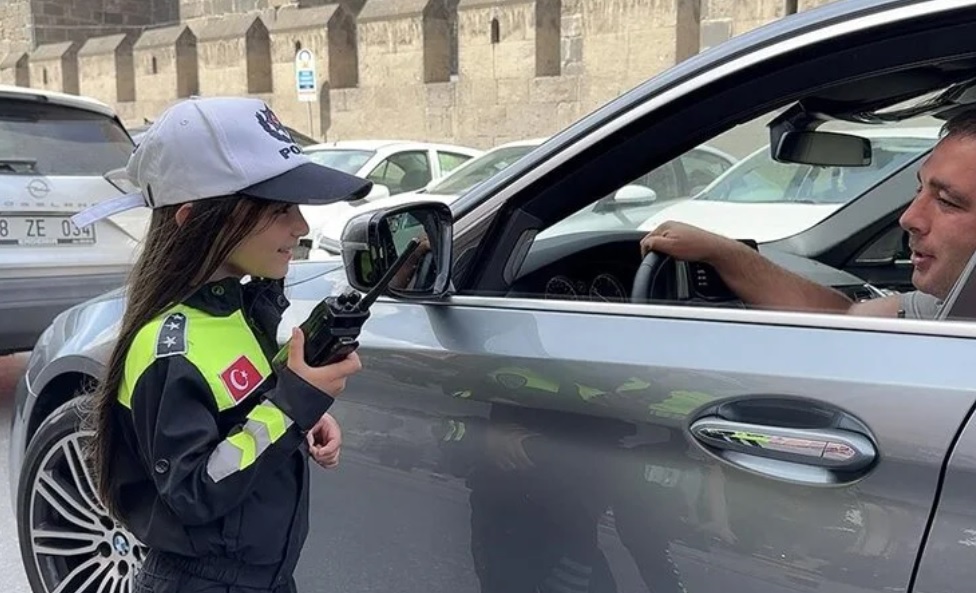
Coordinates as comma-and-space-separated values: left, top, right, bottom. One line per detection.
909, 267, 976, 593
288, 125, 974, 593
283, 268, 976, 593
287, 4, 976, 593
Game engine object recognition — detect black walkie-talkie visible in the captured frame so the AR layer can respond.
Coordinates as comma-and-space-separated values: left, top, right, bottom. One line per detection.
272, 238, 421, 369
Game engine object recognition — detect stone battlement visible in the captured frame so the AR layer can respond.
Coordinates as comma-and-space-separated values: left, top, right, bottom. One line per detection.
0, 0, 833, 148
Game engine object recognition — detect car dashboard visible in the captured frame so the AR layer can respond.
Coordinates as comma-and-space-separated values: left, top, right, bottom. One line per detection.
508, 238, 639, 302
506, 230, 882, 306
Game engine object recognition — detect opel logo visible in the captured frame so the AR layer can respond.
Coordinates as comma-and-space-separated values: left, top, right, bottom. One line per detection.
27, 179, 50, 199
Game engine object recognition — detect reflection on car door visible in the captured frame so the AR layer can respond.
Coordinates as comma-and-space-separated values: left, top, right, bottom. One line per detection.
288, 296, 975, 593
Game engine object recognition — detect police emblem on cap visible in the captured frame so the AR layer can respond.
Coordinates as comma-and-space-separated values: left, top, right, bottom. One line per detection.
255, 106, 294, 144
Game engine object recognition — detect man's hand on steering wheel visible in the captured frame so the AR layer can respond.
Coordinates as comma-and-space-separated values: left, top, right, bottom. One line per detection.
634, 221, 746, 304
639, 221, 732, 264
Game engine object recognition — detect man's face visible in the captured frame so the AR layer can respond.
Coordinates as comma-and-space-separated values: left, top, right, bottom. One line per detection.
899, 135, 976, 299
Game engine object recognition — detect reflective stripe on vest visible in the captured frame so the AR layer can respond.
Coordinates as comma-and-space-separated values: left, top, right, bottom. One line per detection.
208, 400, 294, 482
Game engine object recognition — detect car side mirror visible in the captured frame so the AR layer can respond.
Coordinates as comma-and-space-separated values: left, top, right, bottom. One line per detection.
614, 184, 658, 203
594, 184, 658, 213
340, 201, 454, 299
774, 130, 872, 166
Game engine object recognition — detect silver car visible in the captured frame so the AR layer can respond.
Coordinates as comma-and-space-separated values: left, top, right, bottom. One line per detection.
0, 86, 138, 355
10, 1, 976, 592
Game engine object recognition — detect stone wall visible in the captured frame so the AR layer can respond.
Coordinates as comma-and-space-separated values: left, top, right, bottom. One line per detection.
193, 15, 272, 96
268, 4, 358, 138
0, 52, 29, 86
0, 1, 33, 59
78, 33, 137, 104
31, 0, 179, 47
29, 41, 80, 95
131, 25, 199, 120
1, 0, 841, 150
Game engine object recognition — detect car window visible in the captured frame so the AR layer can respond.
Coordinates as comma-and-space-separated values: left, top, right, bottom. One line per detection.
427, 145, 536, 195
538, 111, 939, 244
699, 137, 934, 206
536, 151, 713, 241
438, 151, 473, 175
305, 149, 375, 175
0, 102, 132, 177
366, 150, 432, 194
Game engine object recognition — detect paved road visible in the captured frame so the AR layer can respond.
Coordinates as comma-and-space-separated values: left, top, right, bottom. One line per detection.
1, 354, 33, 593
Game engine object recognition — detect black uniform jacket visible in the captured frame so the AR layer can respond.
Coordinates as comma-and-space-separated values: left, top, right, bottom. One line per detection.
107, 277, 334, 583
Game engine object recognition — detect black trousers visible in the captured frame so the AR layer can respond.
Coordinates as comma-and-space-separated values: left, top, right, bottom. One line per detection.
133, 550, 297, 593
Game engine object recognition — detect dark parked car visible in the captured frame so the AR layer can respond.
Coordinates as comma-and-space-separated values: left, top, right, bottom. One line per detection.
12, 2, 976, 593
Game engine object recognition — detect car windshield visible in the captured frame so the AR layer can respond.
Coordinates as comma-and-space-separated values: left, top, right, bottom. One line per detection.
695, 136, 937, 205
305, 149, 375, 174
539, 116, 941, 243
427, 145, 536, 195
0, 102, 132, 176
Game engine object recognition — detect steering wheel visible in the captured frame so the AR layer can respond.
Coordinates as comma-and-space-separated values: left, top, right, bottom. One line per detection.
631, 251, 680, 303
631, 250, 749, 306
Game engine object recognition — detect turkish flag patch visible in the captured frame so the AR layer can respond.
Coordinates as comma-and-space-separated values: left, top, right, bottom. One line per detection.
219, 355, 264, 403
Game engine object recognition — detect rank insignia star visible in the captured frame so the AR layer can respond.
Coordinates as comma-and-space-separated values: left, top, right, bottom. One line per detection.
156, 312, 188, 357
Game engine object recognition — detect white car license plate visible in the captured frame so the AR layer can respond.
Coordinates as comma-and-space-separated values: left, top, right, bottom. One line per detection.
0, 215, 96, 246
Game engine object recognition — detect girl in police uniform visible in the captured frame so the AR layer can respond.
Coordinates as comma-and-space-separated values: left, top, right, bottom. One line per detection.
75, 96, 371, 593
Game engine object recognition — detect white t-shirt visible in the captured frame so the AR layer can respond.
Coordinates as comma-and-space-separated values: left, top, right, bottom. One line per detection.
899, 290, 943, 319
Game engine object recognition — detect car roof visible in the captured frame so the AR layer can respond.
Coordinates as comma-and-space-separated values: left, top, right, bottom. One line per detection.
0, 84, 118, 119
305, 139, 481, 154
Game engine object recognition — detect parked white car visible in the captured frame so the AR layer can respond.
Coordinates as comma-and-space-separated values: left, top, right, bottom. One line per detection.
0, 85, 140, 354
638, 127, 942, 242
312, 138, 738, 254
300, 140, 482, 252
311, 138, 543, 254
303, 139, 482, 196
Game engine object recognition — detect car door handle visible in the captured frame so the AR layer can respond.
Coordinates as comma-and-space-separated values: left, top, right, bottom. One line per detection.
690, 417, 876, 471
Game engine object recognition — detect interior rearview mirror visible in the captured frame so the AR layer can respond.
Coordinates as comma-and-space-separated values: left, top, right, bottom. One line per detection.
774, 130, 872, 167
340, 201, 454, 299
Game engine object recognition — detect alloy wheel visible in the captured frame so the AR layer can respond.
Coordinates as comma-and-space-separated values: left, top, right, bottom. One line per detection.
27, 430, 146, 593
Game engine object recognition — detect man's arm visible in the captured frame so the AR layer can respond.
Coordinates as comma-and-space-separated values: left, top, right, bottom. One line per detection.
711, 241, 853, 313
640, 222, 901, 317
849, 295, 903, 317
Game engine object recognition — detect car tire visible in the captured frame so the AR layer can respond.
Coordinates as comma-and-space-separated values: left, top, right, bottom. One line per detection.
16, 397, 145, 593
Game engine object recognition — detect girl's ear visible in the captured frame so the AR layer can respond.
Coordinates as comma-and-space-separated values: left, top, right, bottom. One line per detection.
174, 203, 193, 227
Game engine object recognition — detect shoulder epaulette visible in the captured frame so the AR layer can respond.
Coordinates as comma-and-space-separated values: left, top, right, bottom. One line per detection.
155, 312, 188, 357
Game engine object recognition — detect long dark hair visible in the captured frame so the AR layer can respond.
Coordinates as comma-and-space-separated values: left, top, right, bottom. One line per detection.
85, 195, 283, 519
